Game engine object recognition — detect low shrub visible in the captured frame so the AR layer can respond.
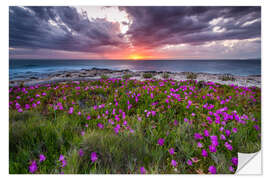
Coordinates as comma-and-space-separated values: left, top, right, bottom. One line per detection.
143, 73, 153, 79
186, 72, 197, 80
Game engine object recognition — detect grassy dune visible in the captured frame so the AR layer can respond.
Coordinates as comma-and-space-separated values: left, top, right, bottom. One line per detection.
9, 78, 261, 174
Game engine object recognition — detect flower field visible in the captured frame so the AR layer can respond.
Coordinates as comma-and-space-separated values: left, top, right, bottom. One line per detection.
9, 78, 261, 174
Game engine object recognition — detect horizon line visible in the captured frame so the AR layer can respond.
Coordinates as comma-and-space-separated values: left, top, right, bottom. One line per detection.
9, 58, 261, 61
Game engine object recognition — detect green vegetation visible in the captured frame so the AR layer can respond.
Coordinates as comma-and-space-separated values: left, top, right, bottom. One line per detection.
100, 74, 109, 80
122, 74, 132, 80
162, 73, 170, 79
143, 73, 153, 79
186, 72, 197, 80
9, 78, 261, 174
220, 74, 236, 81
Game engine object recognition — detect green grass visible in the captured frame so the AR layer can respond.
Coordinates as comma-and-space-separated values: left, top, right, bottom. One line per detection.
100, 74, 109, 80
122, 74, 132, 80
9, 78, 261, 174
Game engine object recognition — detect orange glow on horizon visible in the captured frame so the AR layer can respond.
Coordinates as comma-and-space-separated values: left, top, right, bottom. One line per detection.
104, 47, 164, 60
129, 54, 144, 60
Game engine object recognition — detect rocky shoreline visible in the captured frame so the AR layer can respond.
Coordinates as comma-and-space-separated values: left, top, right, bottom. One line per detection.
9, 68, 261, 88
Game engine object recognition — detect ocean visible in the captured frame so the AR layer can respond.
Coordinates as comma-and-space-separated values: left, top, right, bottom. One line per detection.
9, 59, 261, 80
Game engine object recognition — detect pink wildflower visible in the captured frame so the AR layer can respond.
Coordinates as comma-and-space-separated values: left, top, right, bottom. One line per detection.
202, 149, 208, 157
140, 166, 146, 174
79, 149, 84, 157
169, 148, 175, 155
158, 138, 165, 146
208, 165, 217, 174
209, 144, 216, 153
29, 160, 37, 173
91, 152, 98, 163
68, 107, 74, 114
187, 159, 192, 166
39, 154, 46, 162
171, 160, 178, 167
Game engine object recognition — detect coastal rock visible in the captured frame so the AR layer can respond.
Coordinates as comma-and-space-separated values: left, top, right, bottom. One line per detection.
9, 68, 261, 88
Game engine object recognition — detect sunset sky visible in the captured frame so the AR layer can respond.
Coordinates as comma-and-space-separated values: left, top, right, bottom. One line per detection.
9, 6, 261, 60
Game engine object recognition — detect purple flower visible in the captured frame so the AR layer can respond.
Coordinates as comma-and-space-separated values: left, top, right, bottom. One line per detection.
122, 112, 126, 119
202, 149, 208, 157
59, 154, 65, 161
208, 165, 217, 174
254, 125, 260, 131
229, 166, 234, 172
91, 152, 98, 163
158, 138, 165, 146
97, 123, 104, 129
25, 104, 30, 110
220, 134, 226, 140
29, 160, 37, 173
232, 128, 238, 133
210, 136, 218, 146
219, 127, 224, 131
209, 144, 216, 153
79, 149, 84, 157
187, 159, 192, 166
225, 130, 231, 137
194, 133, 203, 140
204, 129, 210, 137
58, 155, 67, 167
68, 107, 74, 114
81, 131, 85, 136
140, 166, 146, 174
197, 142, 203, 148
114, 124, 120, 134
171, 160, 178, 167
61, 159, 67, 167
39, 154, 46, 162
169, 148, 175, 155
231, 157, 238, 166
225, 142, 233, 151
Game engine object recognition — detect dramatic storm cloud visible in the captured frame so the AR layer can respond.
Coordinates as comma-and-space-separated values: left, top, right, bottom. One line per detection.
119, 6, 261, 48
9, 6, 127, 53
9, 6, 261, 59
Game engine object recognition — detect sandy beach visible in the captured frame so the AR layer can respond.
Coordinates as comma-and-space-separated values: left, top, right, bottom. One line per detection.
9, 68, 261, 88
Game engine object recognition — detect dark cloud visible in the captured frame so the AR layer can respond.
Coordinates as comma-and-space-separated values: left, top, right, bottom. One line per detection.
119, 6, 261, 48
9, 6, 127, 53
9, 6, 261, 59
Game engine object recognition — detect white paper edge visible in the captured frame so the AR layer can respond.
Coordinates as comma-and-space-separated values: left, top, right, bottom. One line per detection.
236, 151, 262, 174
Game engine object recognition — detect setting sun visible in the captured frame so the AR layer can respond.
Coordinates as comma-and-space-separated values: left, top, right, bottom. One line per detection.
129, 54, 143, 60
